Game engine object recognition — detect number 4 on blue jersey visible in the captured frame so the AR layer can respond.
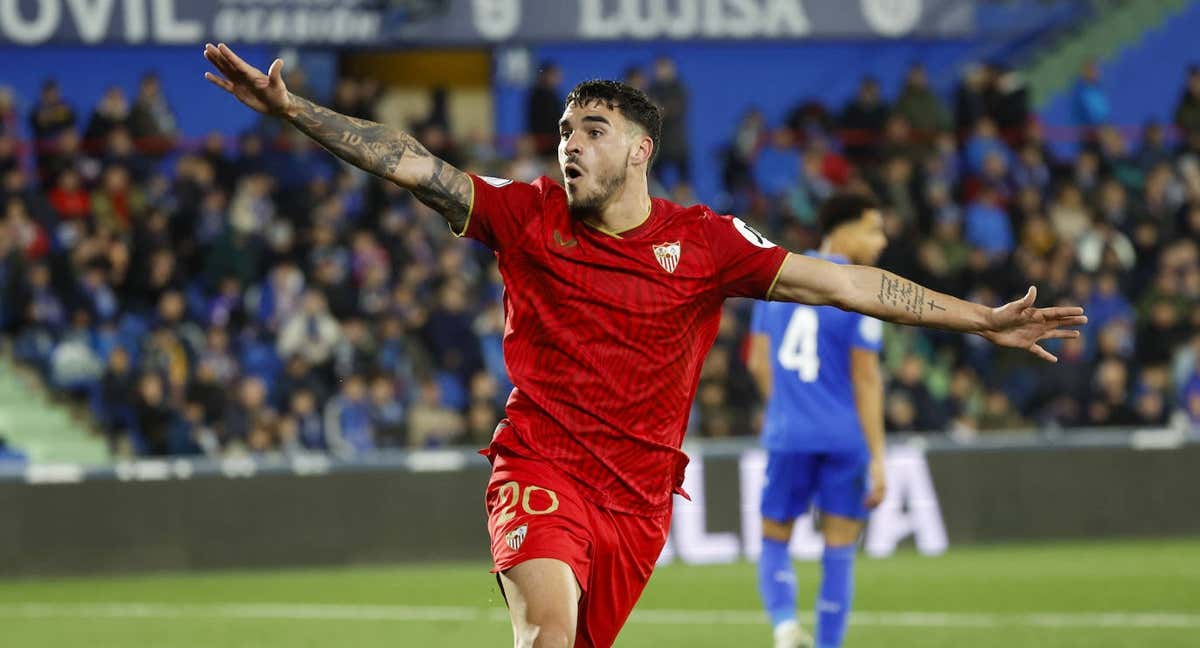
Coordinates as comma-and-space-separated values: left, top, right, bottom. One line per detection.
750, 251, 883, 453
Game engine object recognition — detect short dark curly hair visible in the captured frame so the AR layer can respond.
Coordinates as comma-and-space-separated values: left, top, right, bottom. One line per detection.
818, 193, 880, 236
563, 79, 663, 165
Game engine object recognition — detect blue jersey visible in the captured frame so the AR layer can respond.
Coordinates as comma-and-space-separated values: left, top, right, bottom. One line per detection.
750, 251, 883, 452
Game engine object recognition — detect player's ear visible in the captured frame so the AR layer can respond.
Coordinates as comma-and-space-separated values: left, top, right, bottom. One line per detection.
630, 131, 654, 167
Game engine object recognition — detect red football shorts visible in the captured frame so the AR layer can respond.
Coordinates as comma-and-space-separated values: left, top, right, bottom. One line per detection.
483, 428, 671, 648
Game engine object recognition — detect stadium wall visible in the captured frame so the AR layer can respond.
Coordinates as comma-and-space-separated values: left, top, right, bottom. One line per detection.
1, 437, 1197, 577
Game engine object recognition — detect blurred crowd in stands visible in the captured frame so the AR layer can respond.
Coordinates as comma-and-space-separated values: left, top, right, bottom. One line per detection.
1, 58, 1199, 459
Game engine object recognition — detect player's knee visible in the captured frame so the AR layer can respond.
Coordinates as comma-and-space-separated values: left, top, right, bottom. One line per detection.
762, 517, 794, 541
512, 620, 575, 648
824, 533, 858, 549
821, 518, 863, 546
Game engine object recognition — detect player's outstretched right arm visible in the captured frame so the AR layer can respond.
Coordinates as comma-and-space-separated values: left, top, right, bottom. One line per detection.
202, 43, 471, 233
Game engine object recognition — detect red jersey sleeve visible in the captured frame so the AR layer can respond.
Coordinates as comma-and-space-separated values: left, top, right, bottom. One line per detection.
453, 174, 546, 250
705, 213, 789, 299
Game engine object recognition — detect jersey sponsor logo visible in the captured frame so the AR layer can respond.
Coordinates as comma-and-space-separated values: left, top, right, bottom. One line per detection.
505, 523, 528, 551
652, 241, 682, 273
553, 229, 578, 248
480, 175, 514, 187
732, 217, 776, 248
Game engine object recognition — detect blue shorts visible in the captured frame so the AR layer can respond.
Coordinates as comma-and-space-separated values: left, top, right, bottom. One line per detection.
760, 449, 870, 522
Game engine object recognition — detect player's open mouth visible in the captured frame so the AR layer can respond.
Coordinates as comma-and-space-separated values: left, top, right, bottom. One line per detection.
564, 164, 584, 182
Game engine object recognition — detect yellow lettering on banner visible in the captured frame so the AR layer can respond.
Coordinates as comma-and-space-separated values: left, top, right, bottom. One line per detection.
521, 485, 560, 516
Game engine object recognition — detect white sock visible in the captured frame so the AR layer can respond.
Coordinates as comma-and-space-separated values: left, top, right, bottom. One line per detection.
774, 619, 800, 638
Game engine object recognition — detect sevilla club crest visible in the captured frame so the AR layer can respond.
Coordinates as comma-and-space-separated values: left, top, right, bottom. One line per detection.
652, 241, 681, 273
505, 524, 528, 551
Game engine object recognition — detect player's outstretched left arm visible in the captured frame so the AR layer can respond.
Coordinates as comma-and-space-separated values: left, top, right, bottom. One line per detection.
768, 254, 1086, 362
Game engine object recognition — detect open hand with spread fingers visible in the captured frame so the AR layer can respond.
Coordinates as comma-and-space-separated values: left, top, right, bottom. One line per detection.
979, 286, 1087, 363
202, 43, 292, 117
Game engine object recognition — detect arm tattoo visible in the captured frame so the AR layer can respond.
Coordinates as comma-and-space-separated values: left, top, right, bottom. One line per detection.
287, 93, 428, 178
286, 93, 471, 231
876, 273, 936, 321
410, 158, 472, 232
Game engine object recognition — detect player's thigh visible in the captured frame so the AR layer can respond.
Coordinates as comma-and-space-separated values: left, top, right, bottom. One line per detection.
576, 509, 671, 648
500, 558, 582, 648
814, 449, 870, 530
485, 451, 594, 646
761, 451, 819, 525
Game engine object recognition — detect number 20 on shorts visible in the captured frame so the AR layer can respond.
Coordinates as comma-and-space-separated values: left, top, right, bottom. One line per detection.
495, 481, 560, 524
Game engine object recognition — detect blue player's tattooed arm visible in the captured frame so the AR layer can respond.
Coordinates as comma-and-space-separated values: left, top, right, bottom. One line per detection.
767, 253, 1087, 363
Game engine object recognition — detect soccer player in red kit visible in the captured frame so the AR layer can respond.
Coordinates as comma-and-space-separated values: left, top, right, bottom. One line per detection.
204, 44, 1087, 648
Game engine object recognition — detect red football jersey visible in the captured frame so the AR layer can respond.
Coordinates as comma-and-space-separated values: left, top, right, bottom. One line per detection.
459, 174, 788, 515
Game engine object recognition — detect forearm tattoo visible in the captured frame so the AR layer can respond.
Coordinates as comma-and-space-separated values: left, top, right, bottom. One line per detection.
410, 157, 473, 223
287, 93, 426, 177
877, 273, 944, 321
286, 93, 471, 231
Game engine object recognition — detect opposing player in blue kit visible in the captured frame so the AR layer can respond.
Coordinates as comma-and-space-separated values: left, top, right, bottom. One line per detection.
749, 194, 889, 648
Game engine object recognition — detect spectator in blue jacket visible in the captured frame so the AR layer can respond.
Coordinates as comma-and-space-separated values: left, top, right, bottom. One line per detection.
325, 374, 374, 456
1072, 59, 1110, 129
964, 187, 1015, 258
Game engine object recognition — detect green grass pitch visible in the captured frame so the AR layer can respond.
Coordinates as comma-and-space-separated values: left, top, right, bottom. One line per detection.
2, 538, 1197, 647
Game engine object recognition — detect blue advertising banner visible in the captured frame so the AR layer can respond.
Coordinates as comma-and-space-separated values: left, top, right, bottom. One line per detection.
0, 0, 975, 46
